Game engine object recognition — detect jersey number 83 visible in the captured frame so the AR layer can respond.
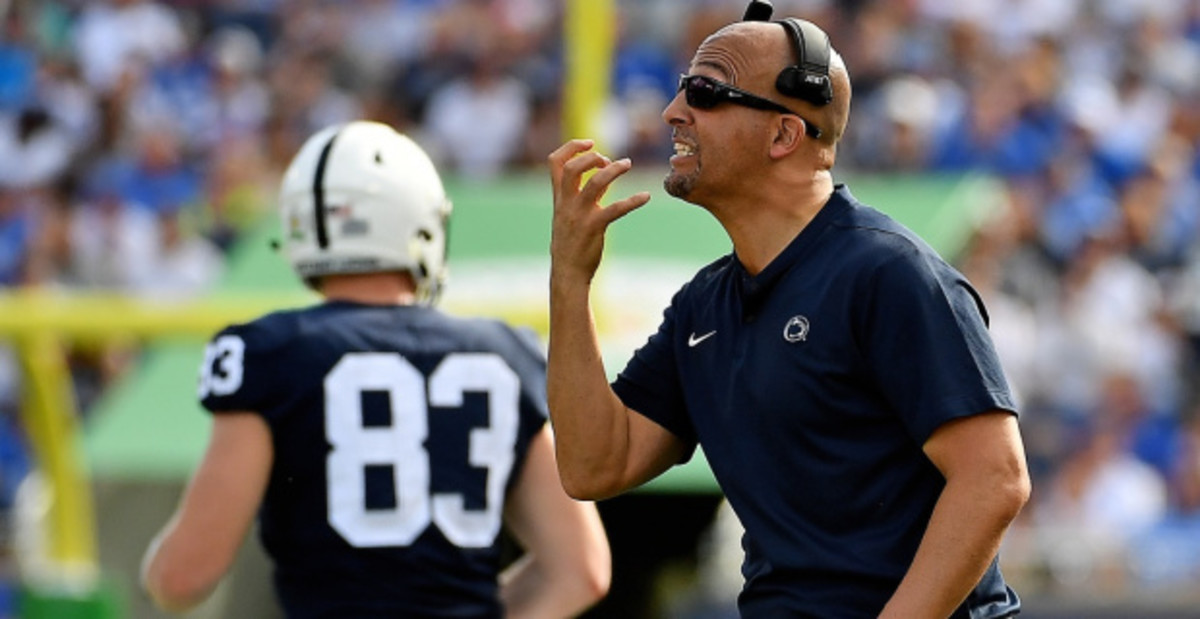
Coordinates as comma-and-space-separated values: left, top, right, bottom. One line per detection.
200, 335, 520, 550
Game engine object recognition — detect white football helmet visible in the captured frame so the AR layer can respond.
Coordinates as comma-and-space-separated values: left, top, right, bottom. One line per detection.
278, 121, 452, 303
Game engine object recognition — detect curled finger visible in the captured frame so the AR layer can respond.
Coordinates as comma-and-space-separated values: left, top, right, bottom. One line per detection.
558, 151, 613, 202
600, 191, 652, 224
579, 158, 633, 205
547, 139, 595, 187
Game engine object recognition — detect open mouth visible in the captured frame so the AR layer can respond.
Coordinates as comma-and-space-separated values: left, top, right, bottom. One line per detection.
673, 142, 696, 157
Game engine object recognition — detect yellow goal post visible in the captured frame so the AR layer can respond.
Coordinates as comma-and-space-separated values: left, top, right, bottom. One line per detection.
0, 289, 314, 617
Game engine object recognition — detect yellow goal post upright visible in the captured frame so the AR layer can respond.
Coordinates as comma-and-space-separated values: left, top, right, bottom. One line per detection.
0, 290, 299, 619
563, 0, 616, 152
0, 287, 553, 618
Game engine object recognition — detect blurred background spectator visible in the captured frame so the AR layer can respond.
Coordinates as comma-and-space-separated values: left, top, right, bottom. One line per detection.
2, 0, 1200, 615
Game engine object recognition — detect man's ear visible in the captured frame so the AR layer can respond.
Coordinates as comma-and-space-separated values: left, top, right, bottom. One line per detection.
769, 115, 804, 159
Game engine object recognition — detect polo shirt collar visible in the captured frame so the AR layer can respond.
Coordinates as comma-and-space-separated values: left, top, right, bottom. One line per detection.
733, 184, 853, 322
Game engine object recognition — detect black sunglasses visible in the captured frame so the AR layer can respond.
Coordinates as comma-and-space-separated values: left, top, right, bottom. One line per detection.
678, 74, 822, 139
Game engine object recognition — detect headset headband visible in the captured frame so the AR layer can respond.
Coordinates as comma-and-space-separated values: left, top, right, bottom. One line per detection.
779, 19, 830, 82
742, 0, 833, 107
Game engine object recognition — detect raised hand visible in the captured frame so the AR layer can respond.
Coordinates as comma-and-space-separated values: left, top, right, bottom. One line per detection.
548, 139, 652, 284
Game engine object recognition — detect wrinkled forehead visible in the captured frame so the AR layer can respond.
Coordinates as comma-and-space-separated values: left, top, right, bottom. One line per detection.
689, 22, 787, 86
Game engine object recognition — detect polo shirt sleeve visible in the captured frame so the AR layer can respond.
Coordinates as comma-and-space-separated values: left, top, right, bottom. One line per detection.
857, 248, 1018, 445
612, 289, 699, 461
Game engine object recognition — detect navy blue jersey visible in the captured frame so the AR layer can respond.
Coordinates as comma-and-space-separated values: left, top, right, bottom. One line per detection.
613, 185, 1020, 618
196, 301, 549, 618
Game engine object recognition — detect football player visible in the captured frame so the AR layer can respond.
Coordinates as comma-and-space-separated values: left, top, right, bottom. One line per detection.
142, 121, 610, 617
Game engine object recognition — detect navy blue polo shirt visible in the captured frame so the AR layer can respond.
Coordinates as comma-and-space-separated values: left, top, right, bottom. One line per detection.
613, 185, 1020, 617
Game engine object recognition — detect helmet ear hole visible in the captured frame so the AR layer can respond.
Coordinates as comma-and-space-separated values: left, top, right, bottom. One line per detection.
374, 151, 383, 164
418, 229, 433, 241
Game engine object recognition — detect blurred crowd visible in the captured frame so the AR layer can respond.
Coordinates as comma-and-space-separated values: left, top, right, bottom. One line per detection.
0, 0, 1199, 608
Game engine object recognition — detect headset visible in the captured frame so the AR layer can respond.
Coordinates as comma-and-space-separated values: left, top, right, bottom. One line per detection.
743, 0, 833, 107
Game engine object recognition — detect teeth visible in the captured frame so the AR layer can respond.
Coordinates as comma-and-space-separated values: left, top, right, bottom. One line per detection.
674, 143, 695, 156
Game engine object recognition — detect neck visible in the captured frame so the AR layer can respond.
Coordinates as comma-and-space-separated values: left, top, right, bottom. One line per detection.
718, 170, 834, 275
318, 272, 418, 306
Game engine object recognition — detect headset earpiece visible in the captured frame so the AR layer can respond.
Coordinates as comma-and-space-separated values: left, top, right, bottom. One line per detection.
774, 18, 832, 107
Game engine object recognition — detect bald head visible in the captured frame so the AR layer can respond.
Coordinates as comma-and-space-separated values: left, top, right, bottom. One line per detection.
701, 21, 851, 148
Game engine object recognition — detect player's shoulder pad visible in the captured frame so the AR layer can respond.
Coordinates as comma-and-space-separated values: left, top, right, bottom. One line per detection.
510, 324, 546, 358
198, 308, 310, 408
209, 308, 306, 355
452, 315, 546, 360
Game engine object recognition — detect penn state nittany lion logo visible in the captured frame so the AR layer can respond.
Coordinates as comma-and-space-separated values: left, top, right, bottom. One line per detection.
783, 315, 809, 343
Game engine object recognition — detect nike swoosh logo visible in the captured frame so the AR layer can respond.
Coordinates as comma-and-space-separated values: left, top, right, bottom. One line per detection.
688, 330, 717, 347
